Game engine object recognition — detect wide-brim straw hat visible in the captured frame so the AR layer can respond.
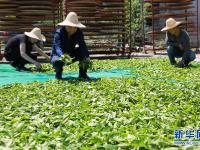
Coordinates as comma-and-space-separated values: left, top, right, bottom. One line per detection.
24, 27, 46, 42
58, 12, 86, 28
161, 18, 182, 32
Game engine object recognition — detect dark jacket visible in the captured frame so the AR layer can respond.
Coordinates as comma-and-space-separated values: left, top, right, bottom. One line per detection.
165, 29, 191, 60
166, 29, 190, 51
51, 27, 89, 58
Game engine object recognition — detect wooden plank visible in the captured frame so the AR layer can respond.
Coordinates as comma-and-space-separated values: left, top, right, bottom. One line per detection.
144, 0, 194, 3
145, 13, 196, 19
17, 1, 52, 5
146, 5, 194, 11
18, 6, 53, 10
0, 4, 17, 8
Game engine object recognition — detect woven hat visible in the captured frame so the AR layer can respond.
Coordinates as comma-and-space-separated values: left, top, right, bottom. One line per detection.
24, 27, 46, 42
58, 12, 86, 28
161, 18, 182, 32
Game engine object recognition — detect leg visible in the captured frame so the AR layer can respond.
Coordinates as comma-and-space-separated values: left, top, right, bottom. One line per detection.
78, 61, 90, 80
18, 54, 37, 67
182, 50, 196, 66
167, 46, 176, 65
51, 56, 64, 79
70, 48, 90, 80
187, 50, 196, 62
16, 54, 37, 71
4, 52, 21, 71
188, 50, 196, 62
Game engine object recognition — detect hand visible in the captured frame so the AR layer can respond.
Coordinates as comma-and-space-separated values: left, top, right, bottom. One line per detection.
83, 57, 92, 70
47, 57, 51, 61
60, 55, 65, 62
85, 57, 90, 61
34, 62, 42, 70
179, 44, 183, 50
177, 60, 185, 68
61, 54, 73, 65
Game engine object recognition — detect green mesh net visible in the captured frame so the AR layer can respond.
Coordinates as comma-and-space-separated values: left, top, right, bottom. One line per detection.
0, 64, 137, 86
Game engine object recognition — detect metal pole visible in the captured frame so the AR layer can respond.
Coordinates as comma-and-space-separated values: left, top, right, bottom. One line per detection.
64, 0, 68, 16
197, 0, 199, 51
122, 0, 126, 57
151, 0, 155, 54
129, 0, 132, 57
141, 0, 146, 53
52, 0, 56, 30
0, 42, 2, 60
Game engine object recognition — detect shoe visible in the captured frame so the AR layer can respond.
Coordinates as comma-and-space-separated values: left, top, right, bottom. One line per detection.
176, 60, 189, 68
10, 62, 20, 70
183, 60, 189, 67
15, 66, 21, 71
78, 67, 90, 81
79, 74, 90, 80
19, 66, 32, 72
78, 70, 90, 81
55, 74, 62, 80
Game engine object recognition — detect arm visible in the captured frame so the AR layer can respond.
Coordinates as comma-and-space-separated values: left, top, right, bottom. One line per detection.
181, 32, 190, 51
181, 31, 191, 61
33, 44, 50, 61
166, 32, 179, 47
78, 31, 89, 58
20, 42, 38, 64
53, 33, 64, 57
20, 42, 41, 69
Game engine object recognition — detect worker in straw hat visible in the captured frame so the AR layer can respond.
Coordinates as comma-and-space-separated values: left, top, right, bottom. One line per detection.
4, 27, 50, 71
51, 12, 91, 80
161, 18, 196, 67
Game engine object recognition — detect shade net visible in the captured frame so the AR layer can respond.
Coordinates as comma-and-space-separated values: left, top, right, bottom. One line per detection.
0, 64, 137, 86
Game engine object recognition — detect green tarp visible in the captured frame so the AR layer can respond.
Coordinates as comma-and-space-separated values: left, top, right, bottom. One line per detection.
0, 64, 136, 86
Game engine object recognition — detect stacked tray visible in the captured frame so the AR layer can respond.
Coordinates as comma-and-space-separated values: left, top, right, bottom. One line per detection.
0, 0, 18, 33
0, 0, 61, 55
0, 0, 17, 59
17, 0, 57, 32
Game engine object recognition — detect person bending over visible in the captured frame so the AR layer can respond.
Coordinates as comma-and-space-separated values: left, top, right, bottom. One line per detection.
4, 27, 50, 71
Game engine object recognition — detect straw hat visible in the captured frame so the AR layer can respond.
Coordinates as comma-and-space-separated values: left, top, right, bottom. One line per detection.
58, 12, 86, 28
161, 18, 182, 32
24, 27, 46, 42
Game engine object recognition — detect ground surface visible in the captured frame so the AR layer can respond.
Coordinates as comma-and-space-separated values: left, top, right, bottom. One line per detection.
0, 58, 200, 149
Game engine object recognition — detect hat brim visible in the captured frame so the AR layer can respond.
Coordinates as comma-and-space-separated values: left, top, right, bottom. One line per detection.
58, 21, 86, 28
161, 22, 182, 32
24, 32, 46, 42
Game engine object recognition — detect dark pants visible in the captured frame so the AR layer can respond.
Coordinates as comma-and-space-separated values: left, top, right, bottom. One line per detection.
4, 51, 37, 67
51, 48, 88, 79
167, 46, 196, 65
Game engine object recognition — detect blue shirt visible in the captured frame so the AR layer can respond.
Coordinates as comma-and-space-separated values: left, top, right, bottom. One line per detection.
51, 27, 89, 58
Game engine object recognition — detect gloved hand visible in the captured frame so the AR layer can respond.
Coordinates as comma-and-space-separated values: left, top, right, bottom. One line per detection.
34, 62, 42, 70
61, 54, 73, 65
177, 60, 186, 68
85, 58, 93, 70
178, 44, 183, 50
80, 57, 93, 70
